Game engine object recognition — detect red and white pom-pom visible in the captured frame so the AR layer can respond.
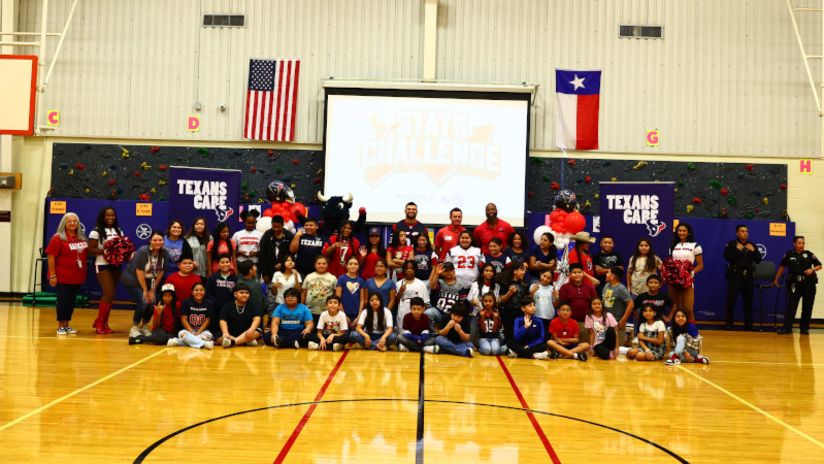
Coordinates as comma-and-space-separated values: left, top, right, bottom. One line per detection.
661, 258, 695, 288
103, 236, 136, 266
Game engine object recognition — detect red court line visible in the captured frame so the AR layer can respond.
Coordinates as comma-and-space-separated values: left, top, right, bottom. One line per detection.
273, 350, 350, 464
496, 356, 562, 464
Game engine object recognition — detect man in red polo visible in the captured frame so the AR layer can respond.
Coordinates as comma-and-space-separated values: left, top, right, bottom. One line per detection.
434, 207, 465, 260
472, 203, 515, 255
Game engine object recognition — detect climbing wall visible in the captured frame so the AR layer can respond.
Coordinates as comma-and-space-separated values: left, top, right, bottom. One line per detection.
525, 158, 788, 221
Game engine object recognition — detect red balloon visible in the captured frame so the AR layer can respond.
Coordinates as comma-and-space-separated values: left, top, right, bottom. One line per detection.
565, 211, 586, 234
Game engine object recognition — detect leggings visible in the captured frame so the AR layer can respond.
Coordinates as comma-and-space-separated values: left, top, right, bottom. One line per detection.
592, 327, 617, 360
131, 328, 172, 345
56, 283, 81, 321
509, 342, 546, 358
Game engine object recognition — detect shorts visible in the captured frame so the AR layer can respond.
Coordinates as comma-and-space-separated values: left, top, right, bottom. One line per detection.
556, 342, 579, 351
96, 264, 121, 274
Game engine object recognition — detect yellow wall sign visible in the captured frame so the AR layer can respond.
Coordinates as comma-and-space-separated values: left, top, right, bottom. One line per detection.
646, 129, 659, 146
800, 159, 812, 174
769, 223, 786, 237
46, 110, 60, 127
135, 203, 153, 217
187, 115, 200, 132
49, 200, 66, 215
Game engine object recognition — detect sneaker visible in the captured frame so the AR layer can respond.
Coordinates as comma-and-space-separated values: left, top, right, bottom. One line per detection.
507, 348, 518, 358
533, 351, 549, 360
129, 326, 141, 338
65, 326, 78, 335
332, 343, 343, 352
203, 341, 214, 350
166, 338, 182, 346
308, 341, 320, 350
665, 355, 681, 366
140, 326, 152, 337
293, 340, 301, 349
550, 351, 561, 359
423, 345, 439, 354
465, 348, 474, 358
344, 342, 357, 350
398, 344, 409, 352
56, 327, 67, 336
247, 340, 260, 347
577, 352, 588, 362
128, 337, 140, 345
696, 355, 710, 364
618, 346, 630, 356
222, 337, 232, 348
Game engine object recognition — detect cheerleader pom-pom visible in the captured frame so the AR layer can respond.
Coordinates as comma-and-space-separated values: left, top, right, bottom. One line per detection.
103, 236, 136, 266
660, 258, 694, 288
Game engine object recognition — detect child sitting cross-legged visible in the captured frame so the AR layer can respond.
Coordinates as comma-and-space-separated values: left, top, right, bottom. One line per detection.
628, 303, 666, 361
665, 308, 710, 365
547, 303, 590, 361
434, 301, 475, 357
397, 296, 434, 352
314, 295, 349, 351
217, 283, 263, 348
507, 296, 550, 360
267, 287, 318, 349
351, 292, 397, 351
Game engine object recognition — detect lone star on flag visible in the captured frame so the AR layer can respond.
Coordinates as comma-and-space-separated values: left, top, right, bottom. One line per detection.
569, 75, 586, 91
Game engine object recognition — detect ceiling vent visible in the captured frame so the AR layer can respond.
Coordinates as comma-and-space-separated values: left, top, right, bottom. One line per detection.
619, 25, 663, 39
203, 15, 245, 28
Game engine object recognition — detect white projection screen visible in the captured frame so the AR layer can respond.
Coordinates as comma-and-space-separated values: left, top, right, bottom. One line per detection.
323, 88, 531, 227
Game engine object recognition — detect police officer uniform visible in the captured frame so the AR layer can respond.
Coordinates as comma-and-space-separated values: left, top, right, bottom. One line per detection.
723, 238, 762, 330
778, 249, 821, 334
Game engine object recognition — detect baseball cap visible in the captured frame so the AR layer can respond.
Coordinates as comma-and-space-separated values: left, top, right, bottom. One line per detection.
441, 262, 455, 271
161, 283, 175, 293
368, 227, 381, 236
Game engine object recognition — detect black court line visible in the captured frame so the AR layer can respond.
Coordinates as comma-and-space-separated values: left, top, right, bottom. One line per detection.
415, 352, 425, 464
134, 398, 688, 463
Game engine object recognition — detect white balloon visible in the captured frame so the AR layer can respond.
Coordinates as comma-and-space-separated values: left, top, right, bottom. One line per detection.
256, 216, 272, 234
533, 225, 553, 246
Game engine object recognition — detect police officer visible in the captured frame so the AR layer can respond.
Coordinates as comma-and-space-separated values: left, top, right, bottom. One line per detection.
723, 225, 762, 330
774, 236, 821, 335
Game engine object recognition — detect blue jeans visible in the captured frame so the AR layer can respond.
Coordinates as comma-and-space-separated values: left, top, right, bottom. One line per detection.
668, 334, 698, 360
424, 308, 445, 329
127, 284, 152, 325
265, 329, 320, 348
435, 336, 475, 357
478, 337, 507, 356
350, 331, 397, 350
397, 332, 433, 351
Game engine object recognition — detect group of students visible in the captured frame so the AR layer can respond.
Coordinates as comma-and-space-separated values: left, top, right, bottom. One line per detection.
46, 203, 711, 365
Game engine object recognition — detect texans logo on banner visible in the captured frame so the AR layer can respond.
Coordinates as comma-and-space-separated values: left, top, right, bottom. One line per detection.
605, 194, 666, 238
135, 224, 152, 240
599, 183, 674, 265
169, 167, 241, 231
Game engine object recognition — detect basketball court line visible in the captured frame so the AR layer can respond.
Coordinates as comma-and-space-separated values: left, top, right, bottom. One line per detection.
416, 352, 425, 464
0, 347, 169, 433
677, 365, 824, 449
272, 350, 349, 464
710, 360, 824, 367
496, 356, 562, 464
1, 335, 124, 342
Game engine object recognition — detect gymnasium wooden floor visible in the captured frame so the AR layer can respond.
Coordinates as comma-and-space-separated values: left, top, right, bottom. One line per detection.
0, 303, 822, 463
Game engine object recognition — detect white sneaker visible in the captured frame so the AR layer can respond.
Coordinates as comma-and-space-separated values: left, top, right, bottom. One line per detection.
247, 339, 260, 347
507, 348, 518, 358
294, 340, 301, 349
466, 348, 474, 358
332, 343, 343, 352
203, 341, 214, 350
129, 326, 141, 338
533, 351, 549, 360
65, 326, 78, 335
308, 341, 319, 350
56, 327, 67, 336
166, 338, 183, 346
140, 326, 152, 337
423, 345, 439, 354
665, 355, 681, 366
222, 337, 232, 348
618, 346, 630, 356
398, 344, 410, 352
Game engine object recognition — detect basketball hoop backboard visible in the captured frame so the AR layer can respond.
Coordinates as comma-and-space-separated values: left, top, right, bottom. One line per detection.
0, 55, 38, 135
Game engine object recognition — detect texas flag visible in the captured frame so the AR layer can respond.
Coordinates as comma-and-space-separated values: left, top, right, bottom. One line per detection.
555, 69, 601, 150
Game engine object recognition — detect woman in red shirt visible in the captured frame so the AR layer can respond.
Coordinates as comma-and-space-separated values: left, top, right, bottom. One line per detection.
568, 232, 600, 286
323, 221, 360, 277
46, 213, 89, 336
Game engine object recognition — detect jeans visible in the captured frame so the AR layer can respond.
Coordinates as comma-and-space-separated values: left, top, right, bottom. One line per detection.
478, 337, 507, 356
130, 328, 172, 345
265, 329, 320, 347
593, 327, 617, 360
397, 332, 433, 352
127, 284, 153, 325
350, 331, 398, 350
425, 307, 446, 329
179, 330, 213, 348
435, 336, 475, 357
55, 283, 81, 321
668, 334, 698, 360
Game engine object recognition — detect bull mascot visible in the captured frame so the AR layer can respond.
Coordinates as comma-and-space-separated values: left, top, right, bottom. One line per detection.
316, 191, 366, 237
257, 180, 307, 234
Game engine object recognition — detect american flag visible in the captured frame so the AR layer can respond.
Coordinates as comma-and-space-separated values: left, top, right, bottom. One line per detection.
243, 59, 300, 141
